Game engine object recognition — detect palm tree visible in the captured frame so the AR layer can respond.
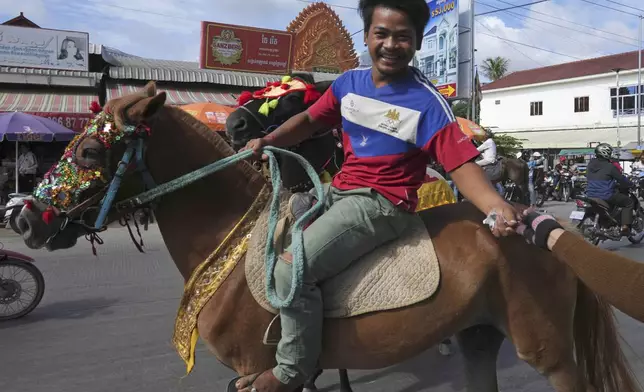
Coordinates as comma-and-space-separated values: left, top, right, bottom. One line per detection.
481, 57, 510, 81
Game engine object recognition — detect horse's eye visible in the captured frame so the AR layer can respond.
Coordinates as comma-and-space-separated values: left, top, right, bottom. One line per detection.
83, 148, 100, 160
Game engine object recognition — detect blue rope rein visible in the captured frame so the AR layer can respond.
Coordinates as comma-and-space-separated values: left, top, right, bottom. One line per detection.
115, 146, 325, 309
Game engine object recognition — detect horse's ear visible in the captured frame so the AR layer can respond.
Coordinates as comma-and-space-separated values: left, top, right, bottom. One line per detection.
143, 81, 157, 97
314, 81, 333, 93
141, 92, 166, 119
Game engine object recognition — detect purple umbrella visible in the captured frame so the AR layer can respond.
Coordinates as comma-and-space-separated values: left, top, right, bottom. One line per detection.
0, 112, 77, 142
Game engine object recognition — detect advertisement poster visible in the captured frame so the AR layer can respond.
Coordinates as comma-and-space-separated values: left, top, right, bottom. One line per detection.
415, 0, 459, 98
200, 22, 293, 74
0, 25, 89, 72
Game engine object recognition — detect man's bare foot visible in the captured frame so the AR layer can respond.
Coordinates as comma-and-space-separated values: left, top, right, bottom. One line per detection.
236, 370, 294, 392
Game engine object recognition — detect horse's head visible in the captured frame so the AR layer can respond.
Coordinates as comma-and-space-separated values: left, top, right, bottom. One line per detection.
17, 81, 167, 250
226, 74, 333, 149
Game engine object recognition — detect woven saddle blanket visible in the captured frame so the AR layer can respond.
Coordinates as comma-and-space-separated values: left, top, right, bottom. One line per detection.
245, 192, 441, 318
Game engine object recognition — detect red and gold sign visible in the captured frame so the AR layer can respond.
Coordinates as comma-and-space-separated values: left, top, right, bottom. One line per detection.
200, 22, 294, 74
25, 112, 93, 133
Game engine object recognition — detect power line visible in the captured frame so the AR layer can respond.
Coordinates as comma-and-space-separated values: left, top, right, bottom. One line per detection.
578, 0, 640, 17
609, 0, 644, 13
476, 20, 545, 66
477, 31, 583, 60
476, 0, 639, 47
493, 0, 639, 43
476, 4, 607, 58
475, 0, 550, 16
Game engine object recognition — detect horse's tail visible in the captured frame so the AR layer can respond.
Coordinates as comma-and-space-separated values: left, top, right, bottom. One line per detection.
573, 282, 641, 392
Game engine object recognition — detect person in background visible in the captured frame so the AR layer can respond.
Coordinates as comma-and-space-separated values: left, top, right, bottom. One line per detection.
587, 143, 632, 234
630, 153, 644, 174
17, 144, 38, 193
475, 135, 504, 195
611, 149, 623, 174
527, 152, 544, 207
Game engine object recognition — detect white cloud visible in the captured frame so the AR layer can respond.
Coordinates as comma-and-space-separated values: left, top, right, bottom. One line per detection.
474, 0, 642, 79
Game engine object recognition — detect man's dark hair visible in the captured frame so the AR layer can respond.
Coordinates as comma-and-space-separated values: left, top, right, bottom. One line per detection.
358, 0, 430, 48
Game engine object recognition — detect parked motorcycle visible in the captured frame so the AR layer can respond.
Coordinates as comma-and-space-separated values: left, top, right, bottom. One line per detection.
3, 192, 29, 232
554, 171, 573, 202
570, 189, 644, 246
535, 171, 555, 207
629, 171, 644, 200
0, 244, 45, 320
571, 174, 587, 199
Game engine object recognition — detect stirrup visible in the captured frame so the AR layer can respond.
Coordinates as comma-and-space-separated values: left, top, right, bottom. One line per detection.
263, 314, 281, 346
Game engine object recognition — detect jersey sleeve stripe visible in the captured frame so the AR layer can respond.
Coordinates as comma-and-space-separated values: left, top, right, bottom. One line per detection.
409, 67, 456, 123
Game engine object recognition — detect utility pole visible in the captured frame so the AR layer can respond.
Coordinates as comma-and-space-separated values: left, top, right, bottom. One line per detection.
638, 15, 642, 148
470, 0, 476, 122
613, 68, 623, 148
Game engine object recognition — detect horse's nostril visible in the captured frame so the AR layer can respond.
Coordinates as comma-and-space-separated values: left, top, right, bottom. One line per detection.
233, 118, 247, 131
17, 214, 30, 235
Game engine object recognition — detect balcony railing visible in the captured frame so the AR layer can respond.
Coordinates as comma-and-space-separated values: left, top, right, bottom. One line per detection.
612, 108, 642, 117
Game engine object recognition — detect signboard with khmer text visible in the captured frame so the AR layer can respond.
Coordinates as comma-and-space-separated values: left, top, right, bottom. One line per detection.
415, 0, 459, 99
0, 25, 89, 72
199, 22, 293, 74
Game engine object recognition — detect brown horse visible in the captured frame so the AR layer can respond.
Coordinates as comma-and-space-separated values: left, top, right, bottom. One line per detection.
16, 82, 643, 392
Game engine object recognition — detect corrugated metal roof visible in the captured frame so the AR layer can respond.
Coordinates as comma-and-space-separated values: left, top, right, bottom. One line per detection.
0, 90, 97, 112
102, 46, 340, 87
0, 66, 102, 80
89, 43, 103, 55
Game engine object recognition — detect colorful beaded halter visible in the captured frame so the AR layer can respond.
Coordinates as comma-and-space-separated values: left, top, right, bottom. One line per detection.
33, 109, 151, 213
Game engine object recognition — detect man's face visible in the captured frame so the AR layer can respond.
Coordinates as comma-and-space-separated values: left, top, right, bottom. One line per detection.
366, 6, 417, 77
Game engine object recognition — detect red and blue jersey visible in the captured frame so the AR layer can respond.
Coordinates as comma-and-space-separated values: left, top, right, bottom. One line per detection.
308, 67, 479, 211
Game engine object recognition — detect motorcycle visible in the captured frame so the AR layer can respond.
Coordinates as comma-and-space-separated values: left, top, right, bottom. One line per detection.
570, 189, 644, 246
629, 170, 644, 200
554, 171, 573, 202
535, 171, 555, 207
3, 192, 29, 232
0, 244, 45, 320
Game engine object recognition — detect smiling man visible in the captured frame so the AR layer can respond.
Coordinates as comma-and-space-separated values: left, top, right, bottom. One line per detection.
238, 1, 520, 391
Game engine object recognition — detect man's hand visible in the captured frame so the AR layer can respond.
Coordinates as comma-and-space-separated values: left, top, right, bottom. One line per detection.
487, 201, 521, 237
240, 138, 269, 161
449, 162, 521, 237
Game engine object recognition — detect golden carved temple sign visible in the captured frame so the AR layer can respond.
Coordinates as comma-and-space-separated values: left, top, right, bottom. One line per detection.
287, 2, 359, 74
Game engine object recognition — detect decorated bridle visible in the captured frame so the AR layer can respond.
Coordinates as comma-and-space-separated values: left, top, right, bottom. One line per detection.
27, 102, 158, 251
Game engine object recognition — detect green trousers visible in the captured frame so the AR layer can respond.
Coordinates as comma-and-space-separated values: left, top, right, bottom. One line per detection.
272, 186, 412, 385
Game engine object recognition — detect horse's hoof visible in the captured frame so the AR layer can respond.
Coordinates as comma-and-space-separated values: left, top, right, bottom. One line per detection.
438, 342, 452, 356
226, 377, 241, 392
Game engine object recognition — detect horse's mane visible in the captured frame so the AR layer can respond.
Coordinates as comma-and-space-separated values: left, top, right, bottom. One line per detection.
160, 105, 265, 186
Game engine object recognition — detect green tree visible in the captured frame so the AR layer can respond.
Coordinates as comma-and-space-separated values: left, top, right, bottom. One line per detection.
481, 56, 510, 81
450, 100, 469, 118
490, 132, 525, 158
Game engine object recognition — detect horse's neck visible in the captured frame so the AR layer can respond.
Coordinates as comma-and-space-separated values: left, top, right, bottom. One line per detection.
145, 107, 266, 281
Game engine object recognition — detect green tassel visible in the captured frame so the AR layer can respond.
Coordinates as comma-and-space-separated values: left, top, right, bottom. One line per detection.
258, 100, 270, 116
281, 75, 292, 84
268, 99, 279, 109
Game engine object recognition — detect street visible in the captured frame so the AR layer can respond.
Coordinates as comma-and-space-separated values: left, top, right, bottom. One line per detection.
1, 201, 644, 392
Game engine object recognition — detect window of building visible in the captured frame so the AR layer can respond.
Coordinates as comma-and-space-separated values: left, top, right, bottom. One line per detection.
495, 100, 501, 105
610, 85, 644, 115
530, 101, 543, 116
574, 96, 589, 112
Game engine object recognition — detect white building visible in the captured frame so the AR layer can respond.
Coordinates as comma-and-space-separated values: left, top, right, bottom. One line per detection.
417, 19, 458, 86
480, 51, 644, 151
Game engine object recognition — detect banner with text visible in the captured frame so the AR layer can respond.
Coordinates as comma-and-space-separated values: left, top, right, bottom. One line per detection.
415, 0, 460, 99
200, 22, 293, 74
0, 25, 89, 72
27, 112, 93, 133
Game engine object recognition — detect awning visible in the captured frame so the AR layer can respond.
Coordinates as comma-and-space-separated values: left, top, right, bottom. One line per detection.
558, 148, 596, 156
106, 83, 240, 106
0, 90, 98, 132
496, 127, 640, 149
0, 90, 96, 112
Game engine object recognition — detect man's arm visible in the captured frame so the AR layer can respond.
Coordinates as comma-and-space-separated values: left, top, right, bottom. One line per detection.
609, 163, 632, 188
253, 87, 341, 150
450, 162, 504, 214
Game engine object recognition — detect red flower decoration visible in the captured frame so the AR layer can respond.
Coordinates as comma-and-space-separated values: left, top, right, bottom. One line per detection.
89, 101, 102, 114
42, 207, 55, 225
237, 91, 253, 106
281, 84, 290, 90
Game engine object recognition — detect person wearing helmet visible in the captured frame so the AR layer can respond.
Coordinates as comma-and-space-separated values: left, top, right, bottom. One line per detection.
610, 149, 623, 173
527, 152, 544, 207
587, 143, 633, 234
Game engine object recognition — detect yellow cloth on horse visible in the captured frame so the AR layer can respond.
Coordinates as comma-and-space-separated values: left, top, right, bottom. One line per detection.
416, 179, 456, 212
319, 170, 332, 184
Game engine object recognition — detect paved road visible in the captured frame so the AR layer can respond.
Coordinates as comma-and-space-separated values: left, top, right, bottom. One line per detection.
1, 202, 644, 392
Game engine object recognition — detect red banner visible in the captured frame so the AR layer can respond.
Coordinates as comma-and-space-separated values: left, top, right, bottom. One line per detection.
26, 112, 93, 133
200, 21, 293, 74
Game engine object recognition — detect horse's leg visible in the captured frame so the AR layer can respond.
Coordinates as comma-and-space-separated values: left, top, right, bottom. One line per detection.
456, 325, 505, 392
338, 369, 353, 392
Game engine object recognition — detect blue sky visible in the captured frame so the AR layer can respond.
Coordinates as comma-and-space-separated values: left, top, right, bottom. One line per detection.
0, 0, 642, 74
